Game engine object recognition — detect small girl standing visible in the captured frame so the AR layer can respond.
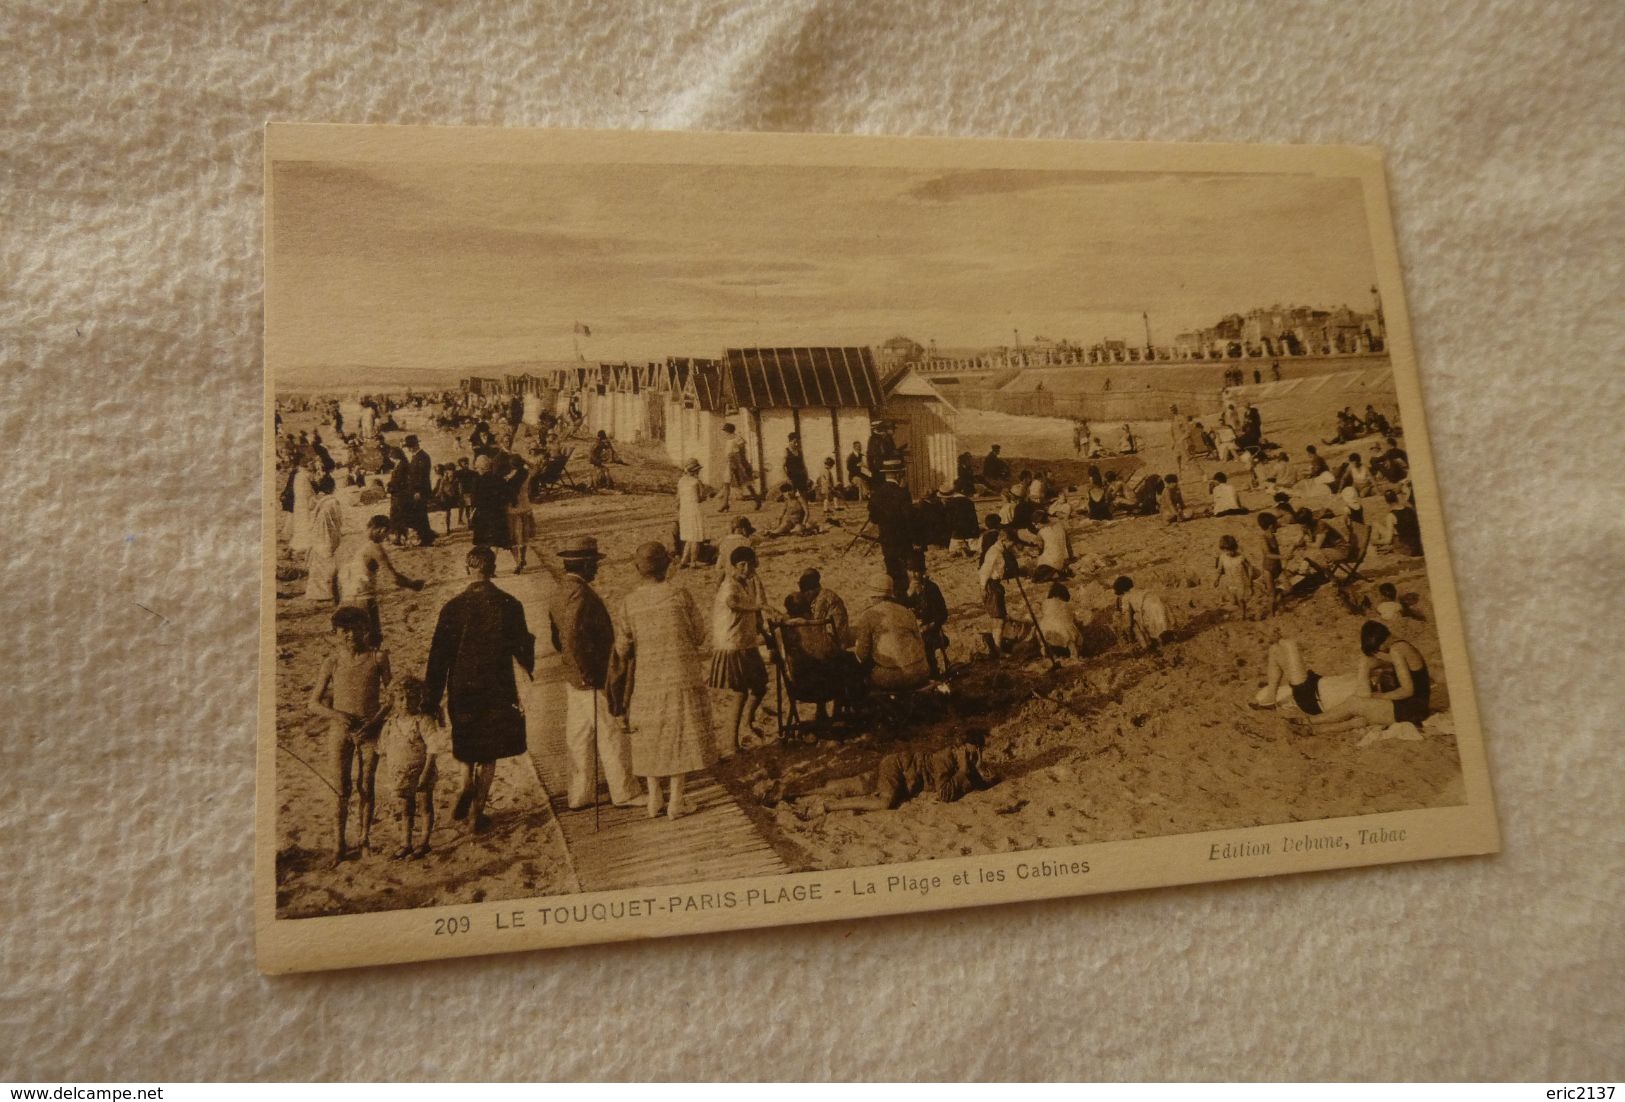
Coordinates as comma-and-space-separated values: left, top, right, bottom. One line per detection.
376, 676, 452, 859
1213, 534, 1258, 620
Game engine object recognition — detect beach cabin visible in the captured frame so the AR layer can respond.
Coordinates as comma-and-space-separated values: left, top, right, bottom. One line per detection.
879, 365, 959, 493
720, 347, 884, 497
660, 358, 729, 479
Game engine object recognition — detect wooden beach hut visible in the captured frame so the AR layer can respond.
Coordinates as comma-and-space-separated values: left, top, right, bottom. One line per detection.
879, 365, 959, 493
660, 357, 729, 478
720, 347, 885, 497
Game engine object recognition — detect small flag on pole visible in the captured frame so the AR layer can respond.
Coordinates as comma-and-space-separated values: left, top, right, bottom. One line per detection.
574, 321, 592, 337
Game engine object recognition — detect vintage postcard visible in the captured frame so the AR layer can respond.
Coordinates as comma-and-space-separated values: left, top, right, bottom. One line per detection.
259, 124, 1498, 972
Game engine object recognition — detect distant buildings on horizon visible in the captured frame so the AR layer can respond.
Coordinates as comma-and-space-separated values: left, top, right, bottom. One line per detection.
877, 288, 1388, 372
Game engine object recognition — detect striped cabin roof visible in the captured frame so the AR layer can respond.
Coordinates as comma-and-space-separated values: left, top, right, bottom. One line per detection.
722, 347, 882, 410
665, 358, 727, 411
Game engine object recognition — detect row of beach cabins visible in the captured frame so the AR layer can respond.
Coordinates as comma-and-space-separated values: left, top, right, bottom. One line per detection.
460, 347, 960, 499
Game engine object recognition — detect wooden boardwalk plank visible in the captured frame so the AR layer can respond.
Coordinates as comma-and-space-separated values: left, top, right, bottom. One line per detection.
496, 572, 792, 894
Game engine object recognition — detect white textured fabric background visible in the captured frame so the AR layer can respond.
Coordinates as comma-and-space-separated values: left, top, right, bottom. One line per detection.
4, 0, 1622, 1082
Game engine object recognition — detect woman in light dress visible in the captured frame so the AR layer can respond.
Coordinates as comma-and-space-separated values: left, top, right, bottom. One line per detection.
303, 475, 344, 603
287, 457, 318, 560
614, 542, 718, 819
675, 459, 708, 568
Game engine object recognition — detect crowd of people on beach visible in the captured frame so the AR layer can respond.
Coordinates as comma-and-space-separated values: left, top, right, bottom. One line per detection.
277, 386, 1434, 866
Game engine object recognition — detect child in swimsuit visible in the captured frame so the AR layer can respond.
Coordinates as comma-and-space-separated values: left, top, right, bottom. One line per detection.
308, 605, 392, 863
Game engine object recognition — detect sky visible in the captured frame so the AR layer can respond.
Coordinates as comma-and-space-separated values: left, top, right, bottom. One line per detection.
266, 159, 1380, 380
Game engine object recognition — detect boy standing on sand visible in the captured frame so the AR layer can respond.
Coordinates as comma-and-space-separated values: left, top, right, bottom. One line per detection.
338, 515, 426, 647
978, 524, 1020, 658
308, 605, 392, 864
814, 457, 845, 526
1256, 512, 1283, 618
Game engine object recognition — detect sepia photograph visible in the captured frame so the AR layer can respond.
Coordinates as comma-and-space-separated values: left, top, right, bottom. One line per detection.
258, 125, 1498, 971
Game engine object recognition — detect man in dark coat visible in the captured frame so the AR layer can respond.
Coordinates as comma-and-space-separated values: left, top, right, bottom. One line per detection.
865, 419, 903, 479
981, 444, 1010, 490
546, 536, 639, 810
402, 435, 436, 545
782, 432, 811, 497
912, 486, 948, 550
867, 458, 916, 597
424, 545, 535, 833
385, 447, 412, 544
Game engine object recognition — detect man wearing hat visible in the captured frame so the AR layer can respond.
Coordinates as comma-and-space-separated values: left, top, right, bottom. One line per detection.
865, 418, 904, 480
851, 571, 930, 693
867, 457, 916, 598
402, 434, 436, 546
546, 536, 640, 810
423, 546, 535, 833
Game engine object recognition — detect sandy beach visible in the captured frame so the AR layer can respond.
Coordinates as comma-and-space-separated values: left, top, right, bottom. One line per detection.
272, 390, 1462, 919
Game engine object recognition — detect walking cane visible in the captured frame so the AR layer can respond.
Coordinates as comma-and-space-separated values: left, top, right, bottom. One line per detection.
591, 687, 601, 833
1011, 570, 1060, 669
759, 611, 786, 742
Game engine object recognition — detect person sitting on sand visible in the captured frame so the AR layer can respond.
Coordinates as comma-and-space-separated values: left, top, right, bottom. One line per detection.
852, 571, 931, 693
1371, 437, 1409, 483
1299, 621, 1433, 735
588, 430, 618, 491
1249, 633, 1329, 715
1303, 445, 1333, 489
762, 482, 812, 538
779, 591, 858, 727
1388, 488, 1423, 556
1210, 471, 1248, 517
308, 605, 392, 864
375, 675, 452, 860
1113, 575, 1177, 650
787, 728, 995, 815
1159, 473, 1187, 523
1119, 422, 1137, 454
1371, 493, 1400, 551
1032, 508, 1073, 577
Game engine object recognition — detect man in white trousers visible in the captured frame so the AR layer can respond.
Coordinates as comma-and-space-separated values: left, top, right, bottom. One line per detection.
545, 536, 640, 810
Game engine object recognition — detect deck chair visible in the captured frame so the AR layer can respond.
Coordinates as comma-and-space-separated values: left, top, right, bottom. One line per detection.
767, 618, 858, 740
1321, 520, 1374, 611
530, 447, 582, 496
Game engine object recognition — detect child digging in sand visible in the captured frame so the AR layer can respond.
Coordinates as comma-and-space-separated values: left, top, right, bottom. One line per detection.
1113, 575, 1177, 651
307, 605, 392, 864
1159, 473, 1188, 523
1213, 534, 1258, 619
375, 676, 453, 859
